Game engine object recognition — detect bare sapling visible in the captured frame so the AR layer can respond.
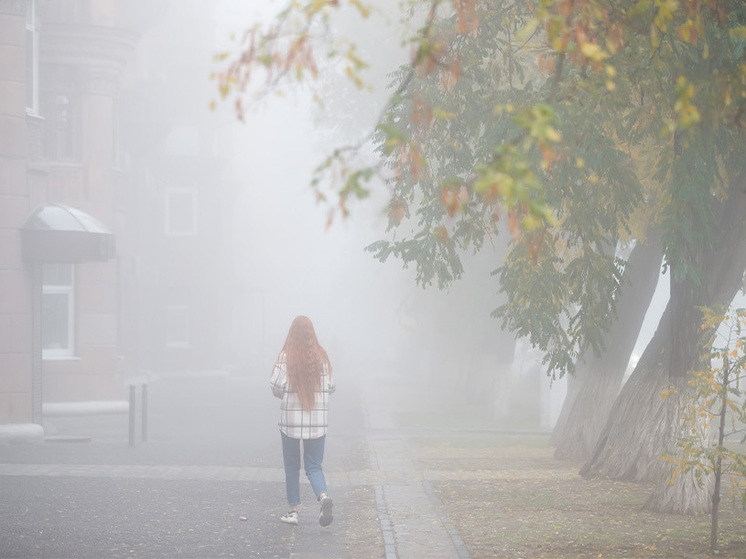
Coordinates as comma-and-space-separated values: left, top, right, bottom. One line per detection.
662, 306, 746, 552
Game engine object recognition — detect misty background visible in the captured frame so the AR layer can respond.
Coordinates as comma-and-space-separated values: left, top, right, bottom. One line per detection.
123, 0, 709, 431
136, 0, 645, 431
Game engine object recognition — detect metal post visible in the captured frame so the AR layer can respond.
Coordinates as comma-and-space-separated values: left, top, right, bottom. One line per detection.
141, 384, 148, 443
31, 262, 43, 425
128, 385, 136, 447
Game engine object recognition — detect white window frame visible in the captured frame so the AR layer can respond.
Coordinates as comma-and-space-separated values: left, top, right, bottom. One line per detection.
25, 0, 39, 115
166, 305, 190, 348
165, 184, 198, 236
42, 263, 75, 360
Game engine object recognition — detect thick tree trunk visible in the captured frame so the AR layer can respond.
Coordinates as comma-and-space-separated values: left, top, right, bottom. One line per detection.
580, 304, 672, 478
580, 181, 746, 514
549, 365, 582, 446
551, 362, 624, 460
551, 231, 663, 460
644, 435, 714, 514
579, 305, 713, 513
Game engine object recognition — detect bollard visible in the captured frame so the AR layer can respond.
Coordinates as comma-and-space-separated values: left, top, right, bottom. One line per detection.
141, 384, 148, 443
129, 385, 136, 447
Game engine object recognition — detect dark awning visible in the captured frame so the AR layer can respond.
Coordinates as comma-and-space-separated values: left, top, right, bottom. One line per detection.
21, 204, 115, 263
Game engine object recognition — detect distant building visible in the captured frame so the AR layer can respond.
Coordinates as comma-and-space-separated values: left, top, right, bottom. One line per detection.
118, 1, 236, 379
0, 0, 235, 433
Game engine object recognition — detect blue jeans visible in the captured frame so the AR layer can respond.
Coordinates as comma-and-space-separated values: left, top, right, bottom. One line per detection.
281, 433, 328, 506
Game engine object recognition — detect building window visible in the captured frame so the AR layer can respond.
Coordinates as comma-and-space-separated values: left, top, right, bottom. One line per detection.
166, 305, 189, 348
165, 185, 198, 235
42, 66, 80, 160
49, 94, 76, 159
25, 0, 39, 114
42, 263, 75, 359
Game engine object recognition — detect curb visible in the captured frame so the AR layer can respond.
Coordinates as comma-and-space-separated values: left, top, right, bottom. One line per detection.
0, 423, 44, 444
42, 401, 129, 417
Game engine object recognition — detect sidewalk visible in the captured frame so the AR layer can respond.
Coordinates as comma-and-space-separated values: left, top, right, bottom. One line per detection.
0, 371, 382, 558
361, 373, 472, 559
0, 370, 542, 558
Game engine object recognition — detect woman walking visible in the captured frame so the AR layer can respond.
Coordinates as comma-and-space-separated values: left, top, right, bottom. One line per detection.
270, 315, 335, 527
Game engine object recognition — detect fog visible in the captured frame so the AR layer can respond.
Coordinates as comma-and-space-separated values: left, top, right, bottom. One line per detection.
13, 0, 684, 473
204, 0, 565, 428
213, 0, 418, 371
7, 2, 745, 557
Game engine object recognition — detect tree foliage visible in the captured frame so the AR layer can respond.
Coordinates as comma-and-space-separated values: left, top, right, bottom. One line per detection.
214, 0, 746, 380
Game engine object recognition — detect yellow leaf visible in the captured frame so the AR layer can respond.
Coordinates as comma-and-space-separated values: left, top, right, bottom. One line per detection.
729, 26, 746, 40
545, 127, 562, 142
651, 24, 661, 48
580, 42, 609, 62
309, 0, 327, 15
522, 214, 541, 231
516, 18, 540, 44
349, 0, 370, 18
433, 108, 457, 119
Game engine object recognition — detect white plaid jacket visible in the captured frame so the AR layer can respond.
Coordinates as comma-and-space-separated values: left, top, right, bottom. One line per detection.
270, 351, 335, 439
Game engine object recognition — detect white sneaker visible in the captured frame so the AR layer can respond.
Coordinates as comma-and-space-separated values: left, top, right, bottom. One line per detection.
319, 495, 333, 527
280, 511, 298, 526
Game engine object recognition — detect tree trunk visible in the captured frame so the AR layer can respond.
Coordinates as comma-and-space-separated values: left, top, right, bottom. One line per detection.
551, 362, 624, 460
551, 231, 663, 461
580, 181, 746, 514
579, 304, 713, 513
710, 351, 730, 551
579, 304, 673, 478
549, 365, 582, 446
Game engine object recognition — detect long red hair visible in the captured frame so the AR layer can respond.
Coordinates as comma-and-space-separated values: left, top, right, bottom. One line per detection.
281, 316, 331, 411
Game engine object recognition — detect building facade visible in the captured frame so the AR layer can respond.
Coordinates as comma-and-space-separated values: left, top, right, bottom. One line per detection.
0, 0, 235, 436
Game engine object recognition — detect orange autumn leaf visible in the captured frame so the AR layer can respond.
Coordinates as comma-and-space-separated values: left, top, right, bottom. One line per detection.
440, 188, 460, 217
388, 199, 406, 225
508, 211, 520, 240
540, 144, 558, 170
